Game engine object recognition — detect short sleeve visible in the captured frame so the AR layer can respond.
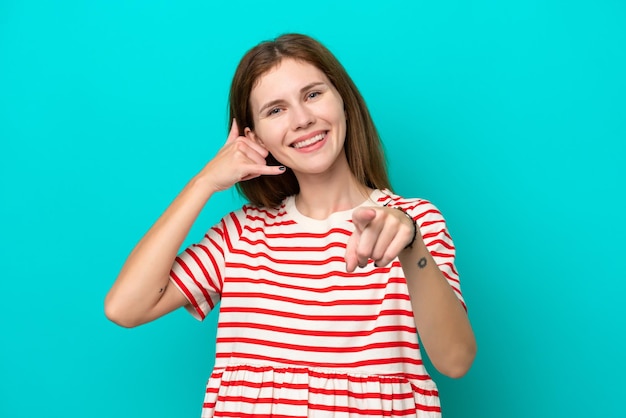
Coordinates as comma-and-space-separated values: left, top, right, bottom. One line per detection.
405, 200, 466, 311
169, 217, 228, 321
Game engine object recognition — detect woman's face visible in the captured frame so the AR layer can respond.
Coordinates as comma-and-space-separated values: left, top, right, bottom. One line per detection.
246, 58, 348, 177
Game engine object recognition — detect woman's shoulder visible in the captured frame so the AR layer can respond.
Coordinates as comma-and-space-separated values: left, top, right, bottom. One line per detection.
376, 189, 445, 221
376, 188, 433, 207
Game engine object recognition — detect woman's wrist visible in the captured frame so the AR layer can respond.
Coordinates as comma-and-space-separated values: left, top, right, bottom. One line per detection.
190, 170, 221, 199
391, 207, 418, 249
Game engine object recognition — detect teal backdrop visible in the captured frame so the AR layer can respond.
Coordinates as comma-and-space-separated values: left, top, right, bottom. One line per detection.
1, 1, 625, 417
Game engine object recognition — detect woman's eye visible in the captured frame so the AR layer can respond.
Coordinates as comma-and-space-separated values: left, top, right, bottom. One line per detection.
267, 107, 281, 116
307, 91, 321, 100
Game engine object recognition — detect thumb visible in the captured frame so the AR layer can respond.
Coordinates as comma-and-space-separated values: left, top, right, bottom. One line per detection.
226, 118, 240, 144
352, 207, 377, 231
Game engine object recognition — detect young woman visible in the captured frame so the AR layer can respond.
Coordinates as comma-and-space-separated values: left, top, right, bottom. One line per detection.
105, 33, 476, 417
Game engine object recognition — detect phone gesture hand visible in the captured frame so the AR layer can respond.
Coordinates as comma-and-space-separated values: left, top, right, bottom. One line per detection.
202, 119, 284, 192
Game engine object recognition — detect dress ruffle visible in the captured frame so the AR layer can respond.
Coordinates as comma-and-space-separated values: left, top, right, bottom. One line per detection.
202, 364, 441, 417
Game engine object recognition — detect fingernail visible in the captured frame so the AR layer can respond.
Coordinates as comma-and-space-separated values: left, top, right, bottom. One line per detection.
278, 166, 286, 171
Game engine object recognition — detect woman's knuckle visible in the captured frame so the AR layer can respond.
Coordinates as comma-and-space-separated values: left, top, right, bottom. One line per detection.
356, 248, 369, 259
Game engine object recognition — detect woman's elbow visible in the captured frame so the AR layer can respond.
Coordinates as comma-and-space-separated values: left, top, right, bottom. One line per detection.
434, 341, 477, 379
104, 295, 142, 328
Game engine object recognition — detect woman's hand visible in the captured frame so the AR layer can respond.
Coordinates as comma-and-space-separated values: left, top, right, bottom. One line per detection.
345, 206, 417, 272
200, 119, 285, 193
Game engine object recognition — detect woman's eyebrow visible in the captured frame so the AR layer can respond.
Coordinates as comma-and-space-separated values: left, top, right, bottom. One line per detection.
299, 81, 326, 93
258, 82, 327, 114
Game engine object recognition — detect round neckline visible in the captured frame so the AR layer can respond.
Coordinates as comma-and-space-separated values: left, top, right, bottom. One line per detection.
284, 189, 390, 229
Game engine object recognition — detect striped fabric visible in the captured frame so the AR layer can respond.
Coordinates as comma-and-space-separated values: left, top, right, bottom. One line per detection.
170, 189, 464, 417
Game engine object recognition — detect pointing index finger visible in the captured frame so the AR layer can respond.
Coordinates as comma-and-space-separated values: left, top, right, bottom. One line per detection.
352, 207, 377, 231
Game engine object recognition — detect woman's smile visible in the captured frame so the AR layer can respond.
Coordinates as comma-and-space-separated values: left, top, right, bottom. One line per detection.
290, 131, 327, 150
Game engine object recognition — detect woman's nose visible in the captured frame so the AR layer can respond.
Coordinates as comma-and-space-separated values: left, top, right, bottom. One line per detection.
291, 105, 315, 130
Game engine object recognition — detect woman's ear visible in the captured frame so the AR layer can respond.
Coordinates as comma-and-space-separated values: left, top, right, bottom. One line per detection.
245, 127, 265, 148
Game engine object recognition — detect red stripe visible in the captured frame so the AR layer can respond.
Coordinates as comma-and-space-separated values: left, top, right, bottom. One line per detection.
421, 219, 445, 228
220, 291, 410, 307
207, 401, 439, 416
218, 321, 417, 337
424, 238, 455, 251
410, 200, 433, 208
430, 251, 454, 258
216, 337, 419, 353
223, 276, 406, 293
422, 230, 452, 241
185, 247, 221, 295
212, 412, 300, 418
214, 352, 424, 369
242, 227, 351, 240
379, 194, 401, 204
219, 306, 414, 321
242, 205, 288, 219
209, 365, 433, 383
439, 261, 459, 276
225, 263, 400, 280
244, 214, 297, 227
228, 213, 242, 236
208, 382, 421, 399
169, 271, 205, 320
441, 270, 461, 284
308, 387, 416, 399
233, 251, 347, 265
308, 401, 440, 414
207, 233, 225, 257
208, 397, 438, 414
413, 208, 441, 221
240, 235, 347, 252
214, 380, 308, 391
215, 396, 307, 406
190, 244, 223, 293
203, 225, 225, 257
175, 257, 214, 310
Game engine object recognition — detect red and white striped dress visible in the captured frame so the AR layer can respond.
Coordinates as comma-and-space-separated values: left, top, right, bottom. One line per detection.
170, 189, 465, 418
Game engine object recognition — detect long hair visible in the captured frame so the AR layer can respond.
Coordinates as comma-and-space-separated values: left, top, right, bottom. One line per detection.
229, 33, 391, 208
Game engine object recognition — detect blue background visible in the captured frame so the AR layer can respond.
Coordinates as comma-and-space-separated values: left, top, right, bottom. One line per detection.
1, 1, 625, 417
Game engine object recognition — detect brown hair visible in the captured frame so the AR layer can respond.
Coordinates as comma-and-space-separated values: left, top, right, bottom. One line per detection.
229, 33, 391, 208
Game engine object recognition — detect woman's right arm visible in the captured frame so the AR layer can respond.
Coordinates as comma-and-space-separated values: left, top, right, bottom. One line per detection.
104, 120, 283, 328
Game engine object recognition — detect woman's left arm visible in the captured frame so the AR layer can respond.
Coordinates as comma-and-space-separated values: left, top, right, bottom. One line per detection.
346, 205, 477, 378
398, 240, 477, 378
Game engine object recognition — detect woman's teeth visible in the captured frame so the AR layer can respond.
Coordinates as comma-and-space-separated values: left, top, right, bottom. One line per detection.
292, 133, 325, 149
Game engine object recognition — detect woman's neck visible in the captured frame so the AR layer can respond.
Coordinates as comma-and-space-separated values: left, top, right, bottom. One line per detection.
293, 164, 373, 220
